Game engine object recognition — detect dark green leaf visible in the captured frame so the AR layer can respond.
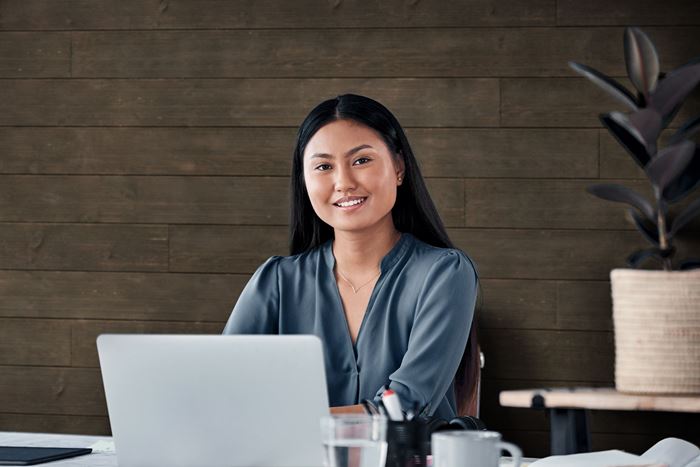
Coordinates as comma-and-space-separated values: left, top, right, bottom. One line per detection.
670, 197, 700, 236
569, 61, 638, 111
645, 140, 695, 192
628, 108, 662, 153
626, 248, 663, 268
626, 209, 659, 245
600, 112, 653, 169
624, 27, 660, 96
649, 59, 700, 123
587, 183, 655, 222
669, 115, 700, 145
663, 144, 700, 202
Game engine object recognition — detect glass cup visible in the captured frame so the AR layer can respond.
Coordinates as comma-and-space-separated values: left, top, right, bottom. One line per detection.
320, 414, 388, 467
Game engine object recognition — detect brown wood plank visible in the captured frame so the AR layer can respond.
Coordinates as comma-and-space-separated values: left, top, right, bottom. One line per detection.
0, 127, 598, 179
479, 329, 614, 381
0, 413, 110, 436
0, 366, 106, 416
0, 175, 289, 225
0, 271, 246, 322
0, 33, 69, 78
0, 273, 612, 331
0, 0, 554, 30
71, 320, 224, 368
463, 228, 700, 280
502, 78, 621, 128
0, 0, 156, 30
72, 28, 700, 78
478, 279, 557, 330
425, 179, 464, 227
556, 280, 612, 331
450, 228, 647, 280
464, 179, 650, 229
0, 78, 499, 127
409, 129, 598, 179
169, 225, 288, 273
0, 318, 71, 366
172, 227, 700, 279
0, 127, 297, 176
501, 78, 700, 128
478, 279, 612, 331
0, 224, 168, 272
0, 175, 463, 226
557, 0, 700, 26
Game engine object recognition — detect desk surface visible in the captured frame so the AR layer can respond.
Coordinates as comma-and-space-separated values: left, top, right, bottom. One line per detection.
500, 387, 700, 413
0, 432, 114, 467
0, 432, 535, 467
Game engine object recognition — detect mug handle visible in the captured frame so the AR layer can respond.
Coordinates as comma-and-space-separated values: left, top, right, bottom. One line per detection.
497, 441, 522, 467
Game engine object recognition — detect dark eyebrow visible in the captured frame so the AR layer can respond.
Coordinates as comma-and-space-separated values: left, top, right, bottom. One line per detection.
309, 144, 374, 160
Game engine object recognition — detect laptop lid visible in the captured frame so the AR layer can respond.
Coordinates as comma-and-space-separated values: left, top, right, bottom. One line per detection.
97, 334, 330, 467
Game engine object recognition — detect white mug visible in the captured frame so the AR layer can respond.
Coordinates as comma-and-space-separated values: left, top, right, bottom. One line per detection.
431, 430, 522, 467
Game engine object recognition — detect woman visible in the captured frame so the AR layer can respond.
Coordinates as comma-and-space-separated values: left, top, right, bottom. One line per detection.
223, 94, 479, 420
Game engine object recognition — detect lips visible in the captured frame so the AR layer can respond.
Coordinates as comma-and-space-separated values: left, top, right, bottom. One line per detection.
333, 196, 367, 208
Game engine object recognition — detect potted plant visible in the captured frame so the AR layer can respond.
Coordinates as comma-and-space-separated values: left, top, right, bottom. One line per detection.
569, 27, 700, 393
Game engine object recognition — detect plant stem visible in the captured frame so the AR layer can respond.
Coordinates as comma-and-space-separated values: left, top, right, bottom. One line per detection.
657, 202, 672, 271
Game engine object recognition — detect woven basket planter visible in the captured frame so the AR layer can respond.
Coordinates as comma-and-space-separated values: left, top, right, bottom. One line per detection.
611, 268, 700, 394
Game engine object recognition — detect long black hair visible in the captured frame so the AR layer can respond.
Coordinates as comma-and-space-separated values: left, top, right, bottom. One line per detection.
290, 94, 452, 254
289, 94, 480, 416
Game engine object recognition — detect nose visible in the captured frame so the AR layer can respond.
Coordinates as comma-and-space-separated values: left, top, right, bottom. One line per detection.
334, 164, 356, 192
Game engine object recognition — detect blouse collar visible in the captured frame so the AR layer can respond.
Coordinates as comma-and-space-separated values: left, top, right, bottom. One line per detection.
322, 232, 413, 272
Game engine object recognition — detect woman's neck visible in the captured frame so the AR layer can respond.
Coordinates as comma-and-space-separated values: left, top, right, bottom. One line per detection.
332, 220, 401, 275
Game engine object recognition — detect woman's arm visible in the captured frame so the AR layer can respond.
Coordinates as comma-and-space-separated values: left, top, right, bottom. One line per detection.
373, 250, 478, 415
222, 256, 281, 334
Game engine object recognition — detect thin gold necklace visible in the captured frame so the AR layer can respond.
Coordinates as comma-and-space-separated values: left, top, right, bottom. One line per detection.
336, 268, 381, 294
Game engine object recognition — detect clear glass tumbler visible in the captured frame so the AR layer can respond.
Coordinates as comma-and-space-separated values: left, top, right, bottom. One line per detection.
320, 414, 388, 467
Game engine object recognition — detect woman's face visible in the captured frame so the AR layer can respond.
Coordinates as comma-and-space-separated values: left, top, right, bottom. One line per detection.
302, 119, 404, 235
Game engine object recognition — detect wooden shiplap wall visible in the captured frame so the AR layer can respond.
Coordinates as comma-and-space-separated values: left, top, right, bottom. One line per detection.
1, 0, 699, 457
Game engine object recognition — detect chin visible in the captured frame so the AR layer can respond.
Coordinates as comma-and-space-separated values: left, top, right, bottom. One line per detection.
328, 216, 395, 234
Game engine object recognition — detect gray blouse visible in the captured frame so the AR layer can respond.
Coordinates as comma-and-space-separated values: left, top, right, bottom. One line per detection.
222, 232, 478, 420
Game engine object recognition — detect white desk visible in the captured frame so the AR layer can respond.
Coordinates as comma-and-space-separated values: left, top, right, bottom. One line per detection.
0, 431, 535, 466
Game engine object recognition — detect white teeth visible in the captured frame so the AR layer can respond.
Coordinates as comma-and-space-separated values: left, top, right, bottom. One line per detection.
337, 198, 365, 207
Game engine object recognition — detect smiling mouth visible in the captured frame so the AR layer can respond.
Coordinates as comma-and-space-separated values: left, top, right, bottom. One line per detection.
334, 197, 367, 208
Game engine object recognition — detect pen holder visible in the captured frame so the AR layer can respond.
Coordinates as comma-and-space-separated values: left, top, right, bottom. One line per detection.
383, 416, 488, 466
384, 419, 430, 467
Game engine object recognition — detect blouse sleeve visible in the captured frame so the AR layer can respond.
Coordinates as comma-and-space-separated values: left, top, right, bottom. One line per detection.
222, 256, 281, 335
373, 250, 478, 415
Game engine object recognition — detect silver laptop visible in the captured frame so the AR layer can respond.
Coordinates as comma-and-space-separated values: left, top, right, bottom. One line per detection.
97, 334, 330, 467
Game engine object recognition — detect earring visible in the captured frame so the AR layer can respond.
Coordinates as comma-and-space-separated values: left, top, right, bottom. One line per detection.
398, 176, 403, 183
